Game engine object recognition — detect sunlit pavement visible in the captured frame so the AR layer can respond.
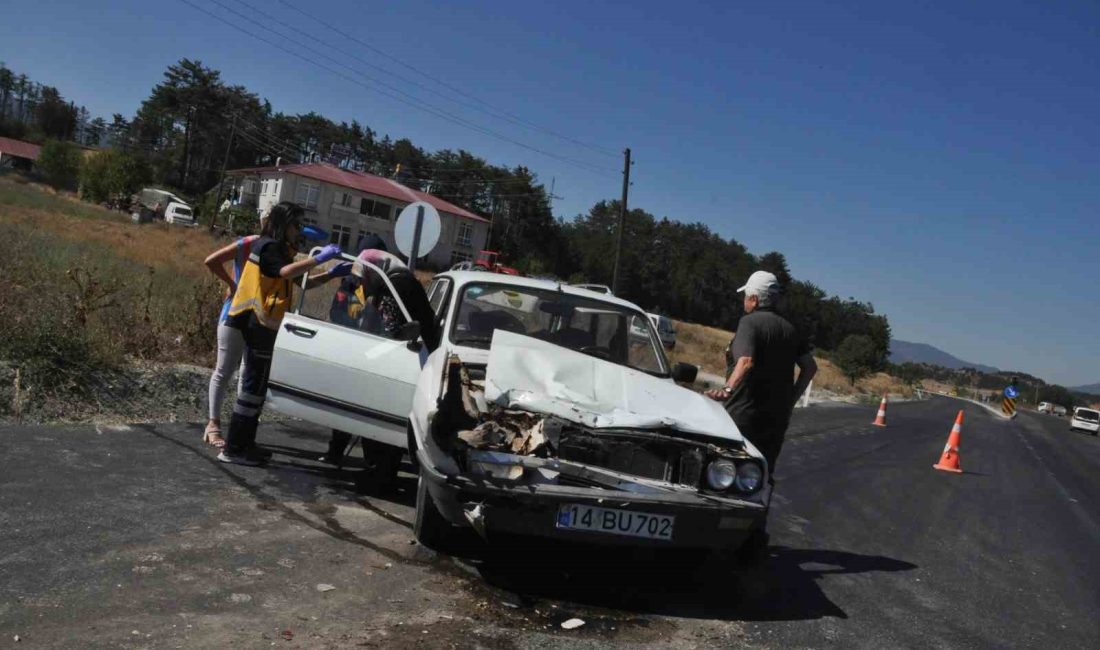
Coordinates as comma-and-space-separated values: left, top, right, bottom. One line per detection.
1, 396, 1097, 648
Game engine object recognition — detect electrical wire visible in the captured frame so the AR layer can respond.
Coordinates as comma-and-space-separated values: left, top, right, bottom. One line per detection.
269, 0, 620, 159
178, 0, 619, 178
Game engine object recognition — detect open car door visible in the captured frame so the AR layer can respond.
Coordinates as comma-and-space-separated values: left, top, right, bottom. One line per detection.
267, 254, 425, 449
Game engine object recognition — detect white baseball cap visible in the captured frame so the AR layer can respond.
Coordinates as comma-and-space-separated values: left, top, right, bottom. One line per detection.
737, 270, 780, 295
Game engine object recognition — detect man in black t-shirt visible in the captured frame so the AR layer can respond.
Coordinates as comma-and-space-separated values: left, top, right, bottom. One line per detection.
706, 271, 817, 476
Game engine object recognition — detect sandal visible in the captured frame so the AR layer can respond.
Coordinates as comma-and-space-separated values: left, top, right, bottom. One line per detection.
203, 423, 226, 448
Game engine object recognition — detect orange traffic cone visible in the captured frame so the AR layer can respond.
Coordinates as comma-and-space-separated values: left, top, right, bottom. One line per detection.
933, 410, 964, 473
872, 395, 888, 426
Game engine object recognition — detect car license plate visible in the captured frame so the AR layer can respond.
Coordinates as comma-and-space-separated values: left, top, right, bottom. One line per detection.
556, 504, 674, 541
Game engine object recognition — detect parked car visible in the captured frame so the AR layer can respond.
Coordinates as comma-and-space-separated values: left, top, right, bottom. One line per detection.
571, 283, 613, 295
648, 313, 677, 349
265, 267, 770, 560
164, 201, 195, 226
1069, 407, 1099, 435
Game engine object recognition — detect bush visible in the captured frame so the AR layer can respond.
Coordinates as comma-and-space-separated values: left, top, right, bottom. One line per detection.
223, 206, 260, 236
79, 149, 151, 206
36, 139, 82, 189
833, 334, 878, 385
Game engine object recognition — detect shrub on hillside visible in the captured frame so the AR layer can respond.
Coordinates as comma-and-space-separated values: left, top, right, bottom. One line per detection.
36, 139, 82, 189
79, 149, 150, 206
834, 334, 879, 385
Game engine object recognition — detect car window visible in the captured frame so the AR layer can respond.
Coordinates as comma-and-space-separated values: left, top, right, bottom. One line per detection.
295, 256, 409, 338
427, 278, 452, 317
1076, 409, 1099, 422
450, 282, 668, 375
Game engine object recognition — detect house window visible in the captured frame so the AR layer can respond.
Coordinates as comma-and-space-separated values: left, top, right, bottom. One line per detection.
338, 191, 353, 208
302, 217, 318, 226
243, 179, 258, 194
455, 221, 473, 247
359, 197, 391, 220
295, 181, 320, 209
330, 223, 352, 249
449, 250, 472, 266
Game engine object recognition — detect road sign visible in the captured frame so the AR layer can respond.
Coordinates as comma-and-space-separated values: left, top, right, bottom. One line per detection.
394, 201, 441, 271
1004, 385, 1019, 399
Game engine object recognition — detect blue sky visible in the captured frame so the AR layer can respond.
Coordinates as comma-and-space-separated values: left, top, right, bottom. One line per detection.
3, 0, 1099, 385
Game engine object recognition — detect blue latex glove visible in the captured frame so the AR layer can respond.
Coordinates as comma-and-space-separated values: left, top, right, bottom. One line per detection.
329, 261, 353, 278
313, 243, 342, 263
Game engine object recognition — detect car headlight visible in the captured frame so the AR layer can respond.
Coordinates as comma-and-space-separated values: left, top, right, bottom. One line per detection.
734, 461, 763, 493
706, 459, 737, 490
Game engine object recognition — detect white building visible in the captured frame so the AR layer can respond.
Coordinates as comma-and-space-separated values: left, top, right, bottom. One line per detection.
228, 162, 490, 269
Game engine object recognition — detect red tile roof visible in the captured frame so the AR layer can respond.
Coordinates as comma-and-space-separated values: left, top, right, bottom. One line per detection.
0, 136, 42, 161
229, 162, 490, 223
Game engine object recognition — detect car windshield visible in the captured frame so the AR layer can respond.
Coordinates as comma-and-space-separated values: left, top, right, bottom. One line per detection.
1075, 409, 1099, 422
175, 207, 192, 216
450, 282, 669, 376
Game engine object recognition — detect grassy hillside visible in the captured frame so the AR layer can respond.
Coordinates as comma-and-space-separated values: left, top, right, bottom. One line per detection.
670, 319, 913, 399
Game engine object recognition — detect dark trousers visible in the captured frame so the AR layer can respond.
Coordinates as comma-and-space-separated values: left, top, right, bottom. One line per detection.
225, 325, 277, 453
328, 430, 353, 460
389, 271, 440, 352
729, 412, 789, 477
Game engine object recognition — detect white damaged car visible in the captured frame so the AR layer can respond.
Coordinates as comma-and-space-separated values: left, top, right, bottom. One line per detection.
267, 268, 771, 557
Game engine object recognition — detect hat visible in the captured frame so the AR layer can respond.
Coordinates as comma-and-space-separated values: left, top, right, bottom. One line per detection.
737, 270, 780, 296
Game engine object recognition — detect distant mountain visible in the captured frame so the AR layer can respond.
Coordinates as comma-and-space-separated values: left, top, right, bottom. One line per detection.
889, 340, 999, 374
1070, 383, 1100, 396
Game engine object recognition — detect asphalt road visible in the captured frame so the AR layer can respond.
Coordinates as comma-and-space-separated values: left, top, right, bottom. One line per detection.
1, 396, 1097, 648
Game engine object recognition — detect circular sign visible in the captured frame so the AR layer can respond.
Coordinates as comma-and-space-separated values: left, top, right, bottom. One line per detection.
394, 201, 441, 259
1004, 386, 1019, 399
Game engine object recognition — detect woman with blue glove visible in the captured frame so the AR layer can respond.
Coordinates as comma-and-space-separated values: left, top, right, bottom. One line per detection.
219, 201, 350, 466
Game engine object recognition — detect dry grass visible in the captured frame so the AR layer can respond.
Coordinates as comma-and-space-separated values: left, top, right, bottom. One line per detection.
668, 320, 733, 376
0, 176, 229, 279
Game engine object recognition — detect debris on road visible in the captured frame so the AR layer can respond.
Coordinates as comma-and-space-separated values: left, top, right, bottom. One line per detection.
280, 629, 293, 641
316, 584, 336, 592
561, 618, 586, 630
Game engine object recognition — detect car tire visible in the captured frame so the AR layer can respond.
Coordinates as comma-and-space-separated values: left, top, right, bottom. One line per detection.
414, 470, 451, 551
353, 439, 403, 494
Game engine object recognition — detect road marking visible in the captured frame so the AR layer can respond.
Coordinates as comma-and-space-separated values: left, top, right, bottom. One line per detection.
1014, 428, 1099, 538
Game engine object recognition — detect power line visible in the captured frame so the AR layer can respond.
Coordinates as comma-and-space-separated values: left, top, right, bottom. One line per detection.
181, 0, 618, 178
269, 0, 620, 159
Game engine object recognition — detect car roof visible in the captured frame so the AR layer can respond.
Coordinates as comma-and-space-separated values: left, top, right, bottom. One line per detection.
437, 271, 648, 314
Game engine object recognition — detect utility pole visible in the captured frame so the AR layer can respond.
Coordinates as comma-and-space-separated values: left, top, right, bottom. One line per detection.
180, 105, 195, 190
209, 114, 237, 233
611, 147, 632, 294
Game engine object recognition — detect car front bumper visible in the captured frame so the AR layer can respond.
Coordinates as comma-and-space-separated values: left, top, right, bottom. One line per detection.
417, 452, 770, 550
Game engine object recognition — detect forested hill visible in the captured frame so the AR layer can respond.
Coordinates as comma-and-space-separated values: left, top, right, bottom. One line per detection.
0, 58, 891, 367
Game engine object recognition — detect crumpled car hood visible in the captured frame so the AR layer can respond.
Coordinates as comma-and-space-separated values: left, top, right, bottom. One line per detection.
483, 330, 744, 443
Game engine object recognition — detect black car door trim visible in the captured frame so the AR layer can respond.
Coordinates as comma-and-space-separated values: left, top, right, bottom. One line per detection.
268, 381, 408, 427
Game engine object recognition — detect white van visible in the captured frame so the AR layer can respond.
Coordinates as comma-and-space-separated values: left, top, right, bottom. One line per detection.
164, 201, 195, 226
1069, 407, 1099, 435
1037, 402, 1053, 414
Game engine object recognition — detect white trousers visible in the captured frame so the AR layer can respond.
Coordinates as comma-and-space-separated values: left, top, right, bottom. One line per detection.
207, 322, 248, 421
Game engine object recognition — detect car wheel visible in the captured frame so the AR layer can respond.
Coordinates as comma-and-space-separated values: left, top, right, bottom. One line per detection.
414, 470, 451, 551
354, 439, 403, 494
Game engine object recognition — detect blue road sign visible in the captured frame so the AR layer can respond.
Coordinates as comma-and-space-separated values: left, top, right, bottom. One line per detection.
1004, 386, 1019, 399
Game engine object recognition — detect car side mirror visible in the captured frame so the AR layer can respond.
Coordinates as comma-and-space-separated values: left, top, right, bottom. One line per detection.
672, 362, 698, 384
396, 321, 421, 342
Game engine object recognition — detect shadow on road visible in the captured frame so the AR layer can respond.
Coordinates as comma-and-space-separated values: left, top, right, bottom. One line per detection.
463, 542, 917, 622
